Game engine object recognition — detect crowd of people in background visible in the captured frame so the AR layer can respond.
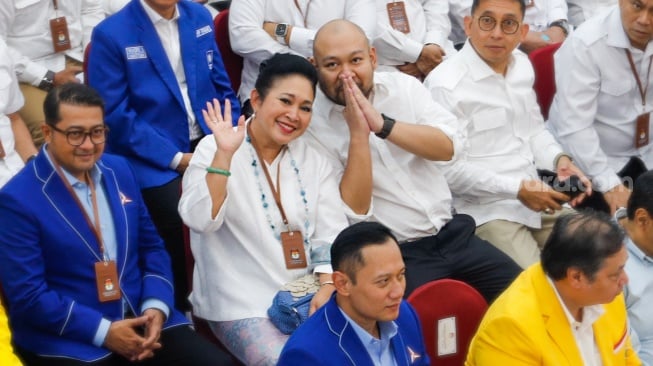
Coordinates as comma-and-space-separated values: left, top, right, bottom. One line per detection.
2, 0, 652, 365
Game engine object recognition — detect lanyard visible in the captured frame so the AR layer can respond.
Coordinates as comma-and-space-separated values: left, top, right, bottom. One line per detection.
625, 49, 653, 109
52, 157, 107, 261
292, 0, 311, 28
247, 125, 292, 230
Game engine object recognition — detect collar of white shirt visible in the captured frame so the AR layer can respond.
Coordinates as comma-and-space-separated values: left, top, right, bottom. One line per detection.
140, 0, 180, 24
461, 40, 518, 82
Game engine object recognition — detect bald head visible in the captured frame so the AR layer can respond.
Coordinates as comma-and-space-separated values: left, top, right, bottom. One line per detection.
313, 20, 370, 56
312, 20, 376, 105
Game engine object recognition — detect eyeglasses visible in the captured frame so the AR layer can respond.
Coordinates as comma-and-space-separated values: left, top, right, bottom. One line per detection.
49, 124, 109, 146
477, 15, 521, 35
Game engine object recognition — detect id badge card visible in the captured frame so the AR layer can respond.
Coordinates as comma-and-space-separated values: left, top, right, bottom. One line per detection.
95, 260, 121, 302
0, 140, 5, 159
635, 113, 650, 148
281, 231, 308, 269
387, 2, 410, 34
50, 17, 72, 53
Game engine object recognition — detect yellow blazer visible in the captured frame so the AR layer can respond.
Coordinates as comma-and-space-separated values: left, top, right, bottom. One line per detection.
0, 300, 21, 366
466, 264, 641, 366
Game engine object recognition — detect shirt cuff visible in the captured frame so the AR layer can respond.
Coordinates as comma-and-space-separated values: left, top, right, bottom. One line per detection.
141, 299, 170, 320
313, 264, 333, 274
403, 40, 425, 63
23, 63, 50, 86
169, 152, 183, 170
92, 318, 112, 347
287, 27, 315, 57
593, 172, 623, 193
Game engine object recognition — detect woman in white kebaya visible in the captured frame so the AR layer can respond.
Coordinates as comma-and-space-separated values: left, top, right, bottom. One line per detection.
178, 53, 348, 366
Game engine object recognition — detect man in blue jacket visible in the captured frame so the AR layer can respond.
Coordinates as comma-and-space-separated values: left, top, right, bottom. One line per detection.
278, 221, 429, 366
0, 83, 235, 365
88, 0, 240, 310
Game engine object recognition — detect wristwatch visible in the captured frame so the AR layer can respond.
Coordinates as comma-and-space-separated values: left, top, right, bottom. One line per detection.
549, 20, 569, 36
38, 70, 56, 92
375, 114, 396, 139
275, 23, 289, 45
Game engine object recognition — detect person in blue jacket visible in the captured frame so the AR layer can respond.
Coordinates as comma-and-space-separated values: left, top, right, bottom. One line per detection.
88, 0, 241, 310
278, 221, 430, 366
0, 83, 236, 365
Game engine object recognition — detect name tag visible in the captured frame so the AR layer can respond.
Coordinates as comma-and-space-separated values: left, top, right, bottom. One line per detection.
125, 46, 147, 60
196, 25, 212, 38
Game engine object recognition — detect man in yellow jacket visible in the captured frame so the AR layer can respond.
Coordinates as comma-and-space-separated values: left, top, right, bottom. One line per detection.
1, 301, 22, 366
466, 210, 641, 365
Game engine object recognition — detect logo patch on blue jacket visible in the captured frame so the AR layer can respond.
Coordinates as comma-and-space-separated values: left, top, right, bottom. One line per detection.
125, 46, 147, 60
196, 25, 212, 37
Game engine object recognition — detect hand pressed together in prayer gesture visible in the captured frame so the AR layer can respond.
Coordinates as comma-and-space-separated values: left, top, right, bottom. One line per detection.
202, 98, 246, 156
341, 73, 383, 136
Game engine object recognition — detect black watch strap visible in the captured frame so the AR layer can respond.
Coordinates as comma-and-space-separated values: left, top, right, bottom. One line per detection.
375, 113, 396, 139
38, 70, 56, 92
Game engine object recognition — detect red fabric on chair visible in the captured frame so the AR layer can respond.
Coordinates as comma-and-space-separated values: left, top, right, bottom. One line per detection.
407, 279, 488, 366
529, 42, 562, 120
83, 43, 91, 85
214, 9, 243, 93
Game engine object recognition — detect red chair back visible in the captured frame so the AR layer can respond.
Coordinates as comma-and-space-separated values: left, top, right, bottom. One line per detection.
529, 42, 562, 120
214, 9, 243, 93
407, 279, 488, 366
83, 43, 91, 85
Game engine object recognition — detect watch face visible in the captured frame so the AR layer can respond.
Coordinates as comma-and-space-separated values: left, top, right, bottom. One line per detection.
275, 23, 288, 37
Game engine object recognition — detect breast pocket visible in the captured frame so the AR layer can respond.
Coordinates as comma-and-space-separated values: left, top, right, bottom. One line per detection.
599, 79, 634, 121
467, 108, 508, 156
15, 0, 40, 9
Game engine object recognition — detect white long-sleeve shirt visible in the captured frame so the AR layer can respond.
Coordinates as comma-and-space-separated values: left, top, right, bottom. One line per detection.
302, 71, 462, 242
228, 0, 376, 102
448, 0, 471, 46
0, 0, 104, 86
566, 0, 616, 27
524, 0, 568, 32
0, 39, 25, 189
373, 0, 455, 69
547, 6, 653, 193
179, 133, 348, 321
425, 42, 563, 228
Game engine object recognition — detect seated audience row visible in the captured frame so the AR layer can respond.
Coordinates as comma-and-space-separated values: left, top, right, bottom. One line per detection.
0, 0, 650, 365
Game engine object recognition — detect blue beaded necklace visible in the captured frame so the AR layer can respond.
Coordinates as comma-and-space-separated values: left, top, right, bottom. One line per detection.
245, 126, 311, 246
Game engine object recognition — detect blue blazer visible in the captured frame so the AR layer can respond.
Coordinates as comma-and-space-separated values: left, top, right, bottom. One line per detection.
88, 0, 240, 188
0, 151, 188, 362
278, 296, 430, 366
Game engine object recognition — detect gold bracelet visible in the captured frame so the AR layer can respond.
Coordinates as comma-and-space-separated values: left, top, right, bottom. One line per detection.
320, 281, 335, 287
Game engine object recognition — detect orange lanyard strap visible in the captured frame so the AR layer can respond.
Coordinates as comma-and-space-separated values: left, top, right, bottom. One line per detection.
53, 161, 107, 260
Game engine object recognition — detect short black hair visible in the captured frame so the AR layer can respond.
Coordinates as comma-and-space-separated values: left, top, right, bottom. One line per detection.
471, 0, 526, 18
330, 222, 399, 284
541, 211, 624, 281
43, 83, 105, 126
254, 53, 318, 100
627, 170, 653, 219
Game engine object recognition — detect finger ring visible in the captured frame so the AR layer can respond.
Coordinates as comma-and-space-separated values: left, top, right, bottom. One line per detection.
544, 208, 553, 214
213, 120, 219, 124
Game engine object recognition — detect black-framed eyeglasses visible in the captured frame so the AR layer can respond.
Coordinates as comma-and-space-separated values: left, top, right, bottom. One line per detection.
49, 124, 109, 146
478, 15, 521, 35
